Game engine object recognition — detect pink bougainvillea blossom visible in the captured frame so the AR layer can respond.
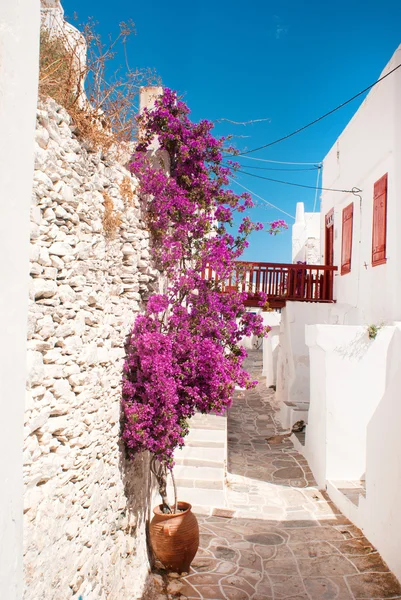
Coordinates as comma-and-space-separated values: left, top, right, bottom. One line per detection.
267, 220, 288, 235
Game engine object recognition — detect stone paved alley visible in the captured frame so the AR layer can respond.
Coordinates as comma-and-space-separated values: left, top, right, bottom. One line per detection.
153, 351, 401, 600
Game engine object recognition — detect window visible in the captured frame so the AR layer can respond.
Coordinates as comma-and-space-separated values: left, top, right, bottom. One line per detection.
372, 174, 388, 267
341, 203, 353, 275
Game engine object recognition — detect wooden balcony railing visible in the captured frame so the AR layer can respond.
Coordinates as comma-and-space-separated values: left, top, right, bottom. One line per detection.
202, 262, 337, 308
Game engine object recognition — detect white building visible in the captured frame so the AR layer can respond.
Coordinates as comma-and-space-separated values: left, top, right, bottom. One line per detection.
271, 44, 401, 584
320, 44, 401, 324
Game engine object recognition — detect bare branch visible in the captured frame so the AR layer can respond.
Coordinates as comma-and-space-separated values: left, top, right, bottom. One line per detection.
214, 117, 272, 126
39, 17, 160, 153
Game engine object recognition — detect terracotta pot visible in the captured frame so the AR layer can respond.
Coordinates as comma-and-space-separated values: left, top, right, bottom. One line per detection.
149, 501, 199, 573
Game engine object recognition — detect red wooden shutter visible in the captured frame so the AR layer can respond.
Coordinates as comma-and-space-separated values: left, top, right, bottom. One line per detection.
341, 203, 353, 275
372, 173, 388, 266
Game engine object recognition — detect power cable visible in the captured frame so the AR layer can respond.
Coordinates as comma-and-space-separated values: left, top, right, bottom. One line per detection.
312, 167, 321, 212
223, 162, 319, 172
237, 156, 322, 166
233, 62, 401, 156
235, 168, 360, 193
227, 175, 295, 219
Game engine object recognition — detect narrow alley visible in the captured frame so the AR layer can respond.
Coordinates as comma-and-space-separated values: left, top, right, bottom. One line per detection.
157, 351, 401, 600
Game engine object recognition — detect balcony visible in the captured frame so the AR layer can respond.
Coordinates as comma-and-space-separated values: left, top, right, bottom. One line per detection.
203, 262, 337, 308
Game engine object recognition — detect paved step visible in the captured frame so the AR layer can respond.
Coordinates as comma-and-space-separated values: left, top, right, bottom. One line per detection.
167, 486, 226, 509
173, 465, 224, 489
186, 428, 226, 448
174, 445, 225, 468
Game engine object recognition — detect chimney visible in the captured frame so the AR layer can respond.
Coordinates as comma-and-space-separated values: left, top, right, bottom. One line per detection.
139, 86, 163, 115
138, 86, 169, 172
295, 202, 305, 225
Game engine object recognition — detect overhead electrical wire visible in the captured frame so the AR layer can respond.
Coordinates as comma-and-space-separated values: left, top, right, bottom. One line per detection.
234, 168, 358, 193
241, 169, 356, 193
227, 175, 295, 219
237, 156, 322, 166
312, 167, 322, 213
232, 62, 401, 156
223, 162, 319, 172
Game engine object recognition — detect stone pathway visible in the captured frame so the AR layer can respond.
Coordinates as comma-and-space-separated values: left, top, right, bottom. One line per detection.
153, 351, 401, 600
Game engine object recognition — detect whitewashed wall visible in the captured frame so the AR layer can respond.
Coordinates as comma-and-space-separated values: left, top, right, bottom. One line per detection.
239, 308, 263, 350
362, 325, 401, 583
305, 323, 401, 583
262, 312, 281, 387
304, 324, 394, 486
276, 302, 335, 427
321, 45, 401, 325
275, 300, 364, 428
0, 1, 40, 598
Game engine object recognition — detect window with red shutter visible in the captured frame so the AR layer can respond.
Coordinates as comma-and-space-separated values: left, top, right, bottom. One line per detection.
341, 203, 353, 275
372, 174, 388, 267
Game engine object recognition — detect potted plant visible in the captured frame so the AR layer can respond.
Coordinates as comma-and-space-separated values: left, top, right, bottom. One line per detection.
121, 89, 272, 573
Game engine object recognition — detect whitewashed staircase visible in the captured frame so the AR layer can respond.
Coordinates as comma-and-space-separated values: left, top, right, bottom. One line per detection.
168, 413, 227, 511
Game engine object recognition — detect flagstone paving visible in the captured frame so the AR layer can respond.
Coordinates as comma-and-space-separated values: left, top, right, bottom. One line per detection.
154, 351, 401, 600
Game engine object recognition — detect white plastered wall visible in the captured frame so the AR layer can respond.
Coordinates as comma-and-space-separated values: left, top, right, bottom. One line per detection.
0, 0, 40, 597
304, 324, 394, 486
276, 302, 335, 416
361, 325, 401, 583
261, 312, 281, 387
305, 323, 401, 582
275, 301, 362, 429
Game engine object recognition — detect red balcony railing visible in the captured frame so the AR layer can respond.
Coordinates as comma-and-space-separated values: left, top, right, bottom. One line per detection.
202, 262, 337, 308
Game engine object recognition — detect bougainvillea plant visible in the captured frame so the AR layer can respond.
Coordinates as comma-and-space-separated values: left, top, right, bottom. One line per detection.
122, 89, 272, 512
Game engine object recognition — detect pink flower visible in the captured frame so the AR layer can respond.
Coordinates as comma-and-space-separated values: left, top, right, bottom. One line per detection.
268, 220, 288, 235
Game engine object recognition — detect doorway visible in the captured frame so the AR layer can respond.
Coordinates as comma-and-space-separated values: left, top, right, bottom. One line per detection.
325, 209, 334, 299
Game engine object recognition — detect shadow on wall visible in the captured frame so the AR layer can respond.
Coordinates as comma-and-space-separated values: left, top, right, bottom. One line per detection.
119, 441, 155, 568
334, 329, 372, 361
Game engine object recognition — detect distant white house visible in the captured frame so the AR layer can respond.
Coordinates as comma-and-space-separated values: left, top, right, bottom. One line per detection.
292, 202, 320, 264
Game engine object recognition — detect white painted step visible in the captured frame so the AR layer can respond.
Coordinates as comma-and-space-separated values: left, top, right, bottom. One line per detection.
167, 486, 226, 509
186, 428, 226, 448
326, 480, 364, 529
278, 401, 294, 430
173, 465, 224, 489
174, 445, 225, 467
189, 413, 226, 430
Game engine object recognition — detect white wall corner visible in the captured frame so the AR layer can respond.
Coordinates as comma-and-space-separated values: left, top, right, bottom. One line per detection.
0, 0, 41, 597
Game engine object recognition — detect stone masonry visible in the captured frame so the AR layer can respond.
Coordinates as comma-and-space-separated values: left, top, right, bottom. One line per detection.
24, 97, 160, 599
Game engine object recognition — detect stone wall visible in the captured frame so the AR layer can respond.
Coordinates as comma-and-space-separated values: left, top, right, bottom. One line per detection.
24, 97, 160, 599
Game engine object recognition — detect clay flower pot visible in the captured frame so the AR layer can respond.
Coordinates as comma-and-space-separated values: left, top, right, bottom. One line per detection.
149, 501, 199, 573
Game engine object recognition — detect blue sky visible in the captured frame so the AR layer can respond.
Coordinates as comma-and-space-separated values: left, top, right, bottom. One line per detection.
63, 0, 401, 263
